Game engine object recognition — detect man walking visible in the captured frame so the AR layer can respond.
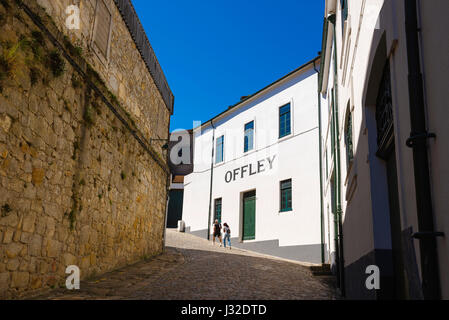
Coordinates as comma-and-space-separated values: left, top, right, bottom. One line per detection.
212, 219, 222, 246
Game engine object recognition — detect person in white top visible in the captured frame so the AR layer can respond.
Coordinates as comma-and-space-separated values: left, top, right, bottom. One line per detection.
222, 223, 231, 249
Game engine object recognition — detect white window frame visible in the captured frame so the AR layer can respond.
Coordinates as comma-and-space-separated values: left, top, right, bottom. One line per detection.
243, 119, 256, 154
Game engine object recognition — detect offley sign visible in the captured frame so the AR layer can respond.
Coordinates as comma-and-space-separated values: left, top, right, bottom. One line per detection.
225, 155, 276, 183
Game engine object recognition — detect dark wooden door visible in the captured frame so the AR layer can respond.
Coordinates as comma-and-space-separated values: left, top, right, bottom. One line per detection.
167, 189, 184, 228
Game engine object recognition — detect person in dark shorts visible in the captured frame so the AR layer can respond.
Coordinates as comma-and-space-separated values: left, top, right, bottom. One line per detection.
212, 219, 222, 246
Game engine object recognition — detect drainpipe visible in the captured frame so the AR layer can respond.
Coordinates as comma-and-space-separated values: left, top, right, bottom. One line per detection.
206, 120, 216, 240
313, 59, 325, 265
163, 106, 172, 251
329, 13, 345, 297
163, 178, 170, 250
404, 0, 443, 300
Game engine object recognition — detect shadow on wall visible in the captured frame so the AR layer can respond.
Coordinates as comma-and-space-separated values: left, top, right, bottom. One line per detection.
340, 29, 422, 299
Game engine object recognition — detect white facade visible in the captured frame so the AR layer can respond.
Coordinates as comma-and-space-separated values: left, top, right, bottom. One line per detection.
320, 0, 449, 299
182, 59, 323, 263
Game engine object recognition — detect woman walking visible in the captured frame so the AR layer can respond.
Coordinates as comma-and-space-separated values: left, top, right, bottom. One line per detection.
223, 223, 231, 249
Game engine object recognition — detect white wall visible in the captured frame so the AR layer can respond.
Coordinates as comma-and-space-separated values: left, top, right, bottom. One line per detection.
183, 66, 321, 249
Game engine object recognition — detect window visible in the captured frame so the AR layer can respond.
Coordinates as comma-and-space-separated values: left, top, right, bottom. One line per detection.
214, 198, 222, 223
216, 135, 224, 164
341, 0, 348, 25
344, 106, 354, 168
280, 179, 292, 212
244, 121, 254, 152
92, 0, 112, 60
376, 61, 394, 159
330, 90, 336, 155
279, 103, 291, 138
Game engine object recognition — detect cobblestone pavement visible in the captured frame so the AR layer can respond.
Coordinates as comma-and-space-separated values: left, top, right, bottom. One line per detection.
28, 230, 337, 300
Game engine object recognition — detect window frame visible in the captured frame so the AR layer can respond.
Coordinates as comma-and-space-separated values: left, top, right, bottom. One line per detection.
244, 120, 255, 153
214, 198, 222, 223
215, 135, 225, 164
91, 0, 113, 65
279, 103, 292, 139
340, 0, 348, 25
344, 105, 354, 170
279, 179, 293, 212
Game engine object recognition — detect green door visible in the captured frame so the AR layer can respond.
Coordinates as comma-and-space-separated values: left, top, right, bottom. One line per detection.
243, 191, 256, 240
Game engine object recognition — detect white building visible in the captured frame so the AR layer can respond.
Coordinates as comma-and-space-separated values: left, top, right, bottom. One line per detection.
182, 58, 324, 263
319, 0, 449, 299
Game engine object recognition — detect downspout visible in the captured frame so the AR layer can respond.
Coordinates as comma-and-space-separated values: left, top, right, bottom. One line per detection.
163, 175, 170, 250
313, 58, 325, 265
163, 106, 173, 251
329, 13, 345, 297
404, 0, 443, 300
206, 120, 216, 240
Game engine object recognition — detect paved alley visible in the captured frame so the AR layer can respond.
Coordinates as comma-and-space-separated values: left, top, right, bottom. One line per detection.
29, 230, 336, 300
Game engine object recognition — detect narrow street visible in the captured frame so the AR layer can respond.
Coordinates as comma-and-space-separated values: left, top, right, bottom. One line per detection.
30, 230, 336, 300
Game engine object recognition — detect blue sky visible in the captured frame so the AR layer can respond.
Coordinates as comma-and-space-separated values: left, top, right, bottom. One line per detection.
132, 0, 325, 131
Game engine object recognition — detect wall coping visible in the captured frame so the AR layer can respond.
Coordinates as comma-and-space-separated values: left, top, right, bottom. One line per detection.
113, 0, 174, 115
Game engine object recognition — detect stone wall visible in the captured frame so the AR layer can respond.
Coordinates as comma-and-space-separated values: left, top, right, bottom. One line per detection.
0, 0, 171, 298
35, 0, 172, 141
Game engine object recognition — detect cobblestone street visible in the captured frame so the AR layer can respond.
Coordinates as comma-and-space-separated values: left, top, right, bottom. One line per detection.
29, 230, 336, 300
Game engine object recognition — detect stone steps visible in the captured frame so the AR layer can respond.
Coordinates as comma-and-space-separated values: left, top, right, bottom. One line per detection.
309, 264, 332, 276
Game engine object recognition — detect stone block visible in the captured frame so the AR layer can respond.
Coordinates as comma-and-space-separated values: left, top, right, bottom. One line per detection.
43, 203, 60, 221
2, 228, 14, 244
46, 239, 62, 258
11, 272, 29, 288
7, 259, 20, 271
22, 212, 36, 233
81, 256, 90, 270
20, 232, 33, 244
29, 234, 42, 257
63, 253, 77, 267
5, 243, 23, 259
32, 168, 45, 186
30, 275, 42, 289
0, 114, 12, 133
0, 272, 10, 291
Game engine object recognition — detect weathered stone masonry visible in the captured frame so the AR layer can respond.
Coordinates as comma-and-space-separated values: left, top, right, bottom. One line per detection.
0, 0, 173, 298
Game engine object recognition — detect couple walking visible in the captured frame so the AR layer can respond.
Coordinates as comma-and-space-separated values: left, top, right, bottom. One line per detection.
212, 220, 231, 249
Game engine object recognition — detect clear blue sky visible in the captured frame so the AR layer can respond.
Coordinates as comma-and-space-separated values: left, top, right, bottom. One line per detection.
132, 0, 325, 131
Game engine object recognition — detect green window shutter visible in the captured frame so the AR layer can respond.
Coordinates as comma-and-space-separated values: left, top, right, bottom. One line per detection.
345, 109, 354, 168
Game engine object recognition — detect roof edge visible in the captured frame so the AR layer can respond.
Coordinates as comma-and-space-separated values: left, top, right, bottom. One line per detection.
196, 56, 321, 131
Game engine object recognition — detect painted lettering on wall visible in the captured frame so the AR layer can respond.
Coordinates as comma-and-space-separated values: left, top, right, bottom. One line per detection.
225, 155, 276, 183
